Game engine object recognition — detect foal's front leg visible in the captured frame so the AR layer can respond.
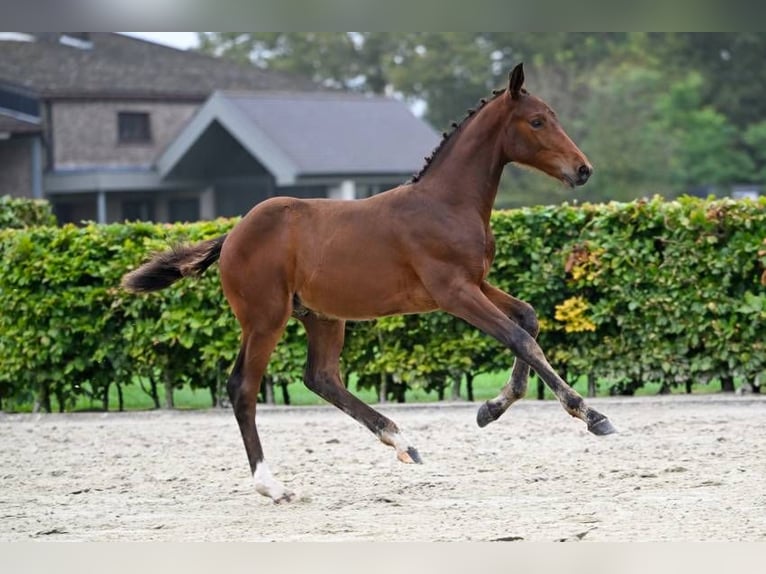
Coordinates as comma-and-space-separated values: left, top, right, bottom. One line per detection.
442, 282, 616, 436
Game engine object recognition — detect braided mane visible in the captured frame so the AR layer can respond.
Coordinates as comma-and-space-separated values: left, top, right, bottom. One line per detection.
409, 87, 509, 183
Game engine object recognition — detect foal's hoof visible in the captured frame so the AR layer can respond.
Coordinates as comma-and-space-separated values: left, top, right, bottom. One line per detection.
588, 417, 617, 436
397, 446, 423, 464
273, 490, 297, 504
477, 401, 503, 428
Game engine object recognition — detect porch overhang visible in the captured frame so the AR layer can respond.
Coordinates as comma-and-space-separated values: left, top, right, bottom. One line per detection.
156, 92, 299, 186
44, 167, 196, 194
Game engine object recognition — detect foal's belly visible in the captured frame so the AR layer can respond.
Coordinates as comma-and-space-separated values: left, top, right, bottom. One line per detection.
296, 264, 438, 321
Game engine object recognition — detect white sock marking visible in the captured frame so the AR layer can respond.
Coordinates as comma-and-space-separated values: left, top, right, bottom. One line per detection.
253, 461, 291, 501
379, 430, 418, 462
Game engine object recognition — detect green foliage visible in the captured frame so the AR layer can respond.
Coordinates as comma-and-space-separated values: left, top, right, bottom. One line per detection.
0, 219, 237, 411
654, 72, 754, 189
575, 64, 675, 202
0, 196, 56, 229
199, 33, 766, 206
1, 198, 764, 411
199, 32, 396, 95
743, 121, 766, 182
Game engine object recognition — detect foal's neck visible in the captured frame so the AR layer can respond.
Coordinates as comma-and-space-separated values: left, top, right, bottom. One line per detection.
418, 97, 509, 225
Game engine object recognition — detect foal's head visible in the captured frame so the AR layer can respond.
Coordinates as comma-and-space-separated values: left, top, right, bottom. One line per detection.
501, 63, 593, 187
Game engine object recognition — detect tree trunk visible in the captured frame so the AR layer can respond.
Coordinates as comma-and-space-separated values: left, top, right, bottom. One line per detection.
209, 382, 217, 408
685, 380, 693, 394
720, 376, 735, 393
34, 382, 51, 413
657, 382, 671, 395
142, 377, 160, 409
263, 377, 275, 405
437, 384, 445, 401
378, 372, 387, 403
587, 374, 597, 398
450, 374, 461, 401
163, 370, 175, 409
117, 383, 124, 412
280, 381, 290, 405
377, 329, 388, 403
537, 377, 545, 400
102, 382, 110, 411
390, 375, 406, 403
216, 370, 229, 408
466, 372, 475, 402
55, 388, 65, 413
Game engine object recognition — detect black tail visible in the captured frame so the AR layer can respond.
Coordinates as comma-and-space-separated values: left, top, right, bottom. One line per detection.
122, 234, 228, 293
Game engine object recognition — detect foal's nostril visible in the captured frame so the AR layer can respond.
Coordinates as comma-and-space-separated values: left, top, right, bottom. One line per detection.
576, 165, 593, 184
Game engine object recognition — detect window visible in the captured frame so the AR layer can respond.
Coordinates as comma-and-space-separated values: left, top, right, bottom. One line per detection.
52, 200, 96, 225
117, 112, 151, 143
122, 199, 155, 222
168, 198, 200, 222
216, 181, 272, 217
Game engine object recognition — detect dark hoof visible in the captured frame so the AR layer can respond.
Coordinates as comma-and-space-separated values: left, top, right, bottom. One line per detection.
406, 446, 423, 464
588, 417, 617, 436
477, 401, 503, 428
273, 491, 297, 504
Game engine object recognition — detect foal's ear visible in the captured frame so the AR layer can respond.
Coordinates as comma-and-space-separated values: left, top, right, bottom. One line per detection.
508, 63, 525, 100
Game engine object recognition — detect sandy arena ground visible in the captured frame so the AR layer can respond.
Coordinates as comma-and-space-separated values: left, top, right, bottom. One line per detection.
1, 394, 765, 541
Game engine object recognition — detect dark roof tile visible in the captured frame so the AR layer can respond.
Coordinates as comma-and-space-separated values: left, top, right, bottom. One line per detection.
0, 33, 318, 99
220, 91, 439, 175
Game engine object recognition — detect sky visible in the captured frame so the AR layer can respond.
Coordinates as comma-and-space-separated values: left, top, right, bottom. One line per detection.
121, 32, 200, 50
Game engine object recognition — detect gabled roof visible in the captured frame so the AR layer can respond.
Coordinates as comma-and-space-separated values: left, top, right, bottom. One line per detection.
0, 33, 318, 100
157, 91, 440, 185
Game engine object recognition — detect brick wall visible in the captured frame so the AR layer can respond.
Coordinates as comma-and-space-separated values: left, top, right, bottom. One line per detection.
51, 100, 198, 169
0, 137, 32, 197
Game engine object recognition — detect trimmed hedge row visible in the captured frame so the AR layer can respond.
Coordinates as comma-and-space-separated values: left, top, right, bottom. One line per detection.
494, 196, 766, 394
0, 196, 764, 411
0, 196, 56, 229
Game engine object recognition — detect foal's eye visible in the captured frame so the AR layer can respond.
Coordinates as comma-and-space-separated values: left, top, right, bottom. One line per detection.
530, 118, 544, 129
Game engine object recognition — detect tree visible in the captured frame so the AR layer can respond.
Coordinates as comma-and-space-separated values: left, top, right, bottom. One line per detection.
654, 71, 754, 191
743, 121, 766, 182
649, 33, 766, 129
199, 32, 394, 94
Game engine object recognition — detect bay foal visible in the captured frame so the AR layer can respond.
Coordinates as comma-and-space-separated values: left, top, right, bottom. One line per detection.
123, 64, 615, 503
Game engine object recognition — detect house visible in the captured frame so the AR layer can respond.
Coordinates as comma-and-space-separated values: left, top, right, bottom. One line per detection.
0, 33, 439, 223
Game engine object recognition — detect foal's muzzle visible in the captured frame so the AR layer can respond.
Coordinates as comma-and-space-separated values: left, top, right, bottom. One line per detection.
576, 164, 593, 186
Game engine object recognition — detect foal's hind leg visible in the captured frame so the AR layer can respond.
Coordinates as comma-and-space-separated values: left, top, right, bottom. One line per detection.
228, 325, 295, 503
299, 313, 422, 464
476, 281, 539, 427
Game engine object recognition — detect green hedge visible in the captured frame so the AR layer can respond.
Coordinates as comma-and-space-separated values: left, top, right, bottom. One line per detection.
491, 196, 766, 394
1, 196, 764, 411
0, 196, 56, 229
